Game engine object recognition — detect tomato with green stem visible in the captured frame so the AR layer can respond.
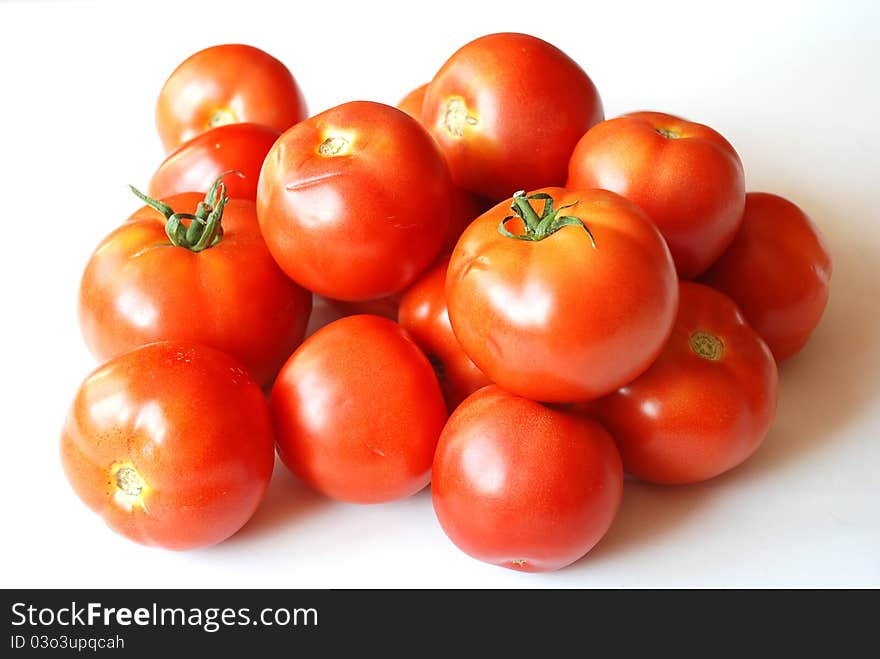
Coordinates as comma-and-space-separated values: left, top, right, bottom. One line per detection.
60, 341, 276, 550
148, 123, 280, 202
79, 176, 311, 386
446, 187, 678, 403
156, 43, 306, 153
432, 385, 623, 572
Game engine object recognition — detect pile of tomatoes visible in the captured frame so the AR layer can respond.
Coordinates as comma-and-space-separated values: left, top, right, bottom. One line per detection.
61, 34, 832, 571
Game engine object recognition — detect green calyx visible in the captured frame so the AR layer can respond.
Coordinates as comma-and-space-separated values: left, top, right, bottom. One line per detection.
498, 190, 597, 247
128, 172, 242, 252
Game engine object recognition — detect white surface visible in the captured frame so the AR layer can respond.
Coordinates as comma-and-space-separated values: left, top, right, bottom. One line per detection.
1, 0, 878, 588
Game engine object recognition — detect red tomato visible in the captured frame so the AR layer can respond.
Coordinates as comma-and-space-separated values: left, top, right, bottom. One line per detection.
398, 83, 487, 252
701, 193, 832, 361
271, 315, 447, 503
584, 282, 778, 485
398, 256, 491, 410
148, 123, 280, 202
432, 385, 623, 572
446, 187, 678, 403
397, 83, 427, 120
257, 101, 452, 301
442, 186, 483, 254
422, 32, 603, 200
567, 111, 746, 278
60, 341, 275, 550
79, 181, 312, 386
156, 44, 306, 153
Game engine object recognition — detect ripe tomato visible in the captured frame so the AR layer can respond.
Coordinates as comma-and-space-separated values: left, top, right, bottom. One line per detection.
271, 315, 447, 503
60, 341, 275, 550
156, 44, 306, 153
422, 32, 603, 201
79, 180, 312, 386
567, 111, 746, 278
701, 193, 832, 361
584, 282, 778, 485
397, 83, 427, 120
257, 100, 452, 301
398, 256, 491, 410
446, 187, 678, 403
432, 385, 623, 572
148, 123, 280, 202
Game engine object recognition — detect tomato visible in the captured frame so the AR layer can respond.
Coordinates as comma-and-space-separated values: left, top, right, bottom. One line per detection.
398, 83, 488, 252
148, 123, 280, 202
701, 193, 832, 361
446, 187, 678, 403
60, 341, 275, 550
79, 180, 312, 386
398, 256, 491, 410
567, 111, 746, 279
397, 83, 427, 120
422, 32, 603, 201
584, 282, 778, 485
271, 315, 447, 503
257, 100, 452, 301
156, 43, 306, 153
432, 385, 622, 572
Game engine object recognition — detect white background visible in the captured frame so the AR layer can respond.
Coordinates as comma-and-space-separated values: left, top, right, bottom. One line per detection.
1, 0, 878, 588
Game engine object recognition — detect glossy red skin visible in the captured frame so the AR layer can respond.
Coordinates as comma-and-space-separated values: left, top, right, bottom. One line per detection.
432, 385, 623, 572
701, 193, 832, 361
397, 83, 486, 253
60, 342, 275, 550
397, 83, 427, 120
271, 315, 447, 503
446, 187, 678, 403
79, 194, 312, 386
156, 44, 306, 153
148, 123, 280, 202
567, 111, 746, 278
398, 256, 491, 410
257, 101, 452, 301
423, 32, 603, 201
585, 282, 778, 485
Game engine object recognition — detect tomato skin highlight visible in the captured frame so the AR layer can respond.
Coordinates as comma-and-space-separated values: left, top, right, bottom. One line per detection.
271, 315, 448, 504
148, 123, 281, 202
257, 101, 452, 301
567, 111, 746, 279
79, 194, 312, 387
60, 342, 276, 550
156, 44, 306, 153
423, 32, 604, 200
398, 256, 491, 411
584, 282, 779, 485
432, 385, 623, 572
701, 192, 832, 361
446, 187, 678, 403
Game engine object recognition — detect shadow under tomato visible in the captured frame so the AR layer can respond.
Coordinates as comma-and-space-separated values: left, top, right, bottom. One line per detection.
571, 477, 714, 567
222, 459, 332, 546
